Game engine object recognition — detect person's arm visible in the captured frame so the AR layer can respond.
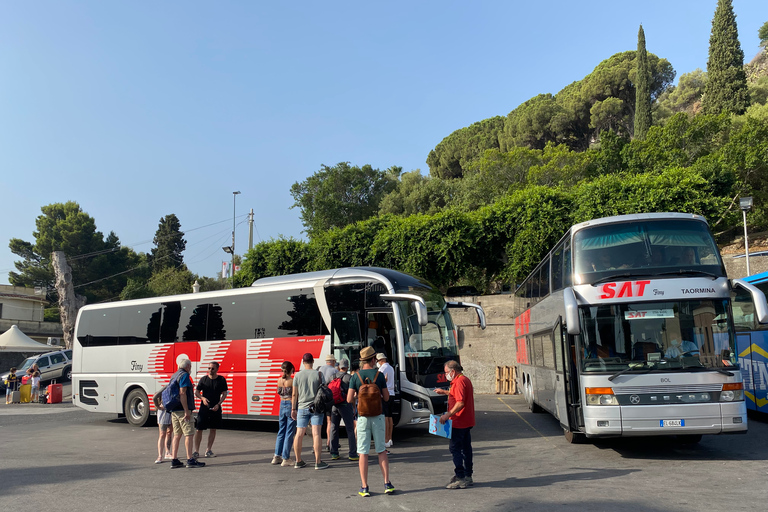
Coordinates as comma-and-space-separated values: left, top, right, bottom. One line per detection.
195, 378, 208, 407
346, 374, 357, 404
440, 379, 465, 424
180, 386, 191, 421
291, 380, 298, 420
215, 389, 228, 412
379, 375, 390, 401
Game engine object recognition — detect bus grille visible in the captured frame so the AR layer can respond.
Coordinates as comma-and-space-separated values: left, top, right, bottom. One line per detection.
613, 384, 723, 395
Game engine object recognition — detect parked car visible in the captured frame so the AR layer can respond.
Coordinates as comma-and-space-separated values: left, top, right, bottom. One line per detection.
0, 349, 73, 385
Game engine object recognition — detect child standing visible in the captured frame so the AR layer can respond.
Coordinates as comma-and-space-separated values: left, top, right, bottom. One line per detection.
5, 367, 18, 404
30, 371, 41, 403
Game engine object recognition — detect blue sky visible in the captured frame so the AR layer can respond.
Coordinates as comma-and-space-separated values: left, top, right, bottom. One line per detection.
1, 1, 765, 285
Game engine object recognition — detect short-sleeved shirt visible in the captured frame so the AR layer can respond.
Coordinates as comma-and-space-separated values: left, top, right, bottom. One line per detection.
448, 374, 475, 429
378, 362, 395, 395
293, 368, 322, 410
349, 368, 387, 396
197, 375, 228, 406
319, 364, 338, 384
170, 370, 195, 412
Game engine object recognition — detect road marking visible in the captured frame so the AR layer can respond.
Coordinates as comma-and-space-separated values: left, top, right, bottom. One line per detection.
497, 397, 567, 455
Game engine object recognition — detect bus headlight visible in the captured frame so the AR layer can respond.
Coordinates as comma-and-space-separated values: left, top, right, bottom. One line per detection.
585, 387, 618, 406
721, 383, 744, 402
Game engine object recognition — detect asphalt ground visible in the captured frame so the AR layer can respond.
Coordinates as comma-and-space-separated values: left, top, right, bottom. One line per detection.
1, 393, 766, 511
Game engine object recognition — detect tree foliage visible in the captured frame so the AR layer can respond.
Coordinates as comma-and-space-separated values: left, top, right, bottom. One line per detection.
426, 117, 505, 179
634, 25, 652, 140
149, 214, 187, 272
290, 162, 400, 237
654, 69, 707, 122
759, 21, 768, 49
9, 201, 139, 305
703, 0, 750, 115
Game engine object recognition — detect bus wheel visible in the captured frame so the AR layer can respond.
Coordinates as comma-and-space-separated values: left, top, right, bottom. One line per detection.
676, 434, 702, 445
526, 382, 543, 413
564, 429, 585, 444
124, 388, 150, 427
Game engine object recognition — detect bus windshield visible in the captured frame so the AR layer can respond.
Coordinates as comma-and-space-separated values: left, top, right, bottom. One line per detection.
579, 299, 736, 372
573, 219, 725, 285
399, 291, 459, 387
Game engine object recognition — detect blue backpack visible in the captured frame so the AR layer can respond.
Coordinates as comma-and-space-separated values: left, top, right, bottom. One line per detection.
162, 371, 183, 410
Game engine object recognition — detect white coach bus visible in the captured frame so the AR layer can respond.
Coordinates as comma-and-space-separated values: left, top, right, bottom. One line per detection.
72, 267, 485, 427
513, 213, 768, 443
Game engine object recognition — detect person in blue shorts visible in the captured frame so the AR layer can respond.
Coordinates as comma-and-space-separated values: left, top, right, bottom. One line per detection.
291, 353, 329, 470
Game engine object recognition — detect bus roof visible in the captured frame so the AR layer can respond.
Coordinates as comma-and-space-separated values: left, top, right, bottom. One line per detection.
571, 212, 707, 235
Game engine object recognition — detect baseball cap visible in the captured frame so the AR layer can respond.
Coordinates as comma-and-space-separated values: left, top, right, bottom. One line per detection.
302, 352, 314, 363
339, 358, 349, 369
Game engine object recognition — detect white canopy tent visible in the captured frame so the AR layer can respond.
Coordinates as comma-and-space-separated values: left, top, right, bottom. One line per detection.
0, 325, 48, 352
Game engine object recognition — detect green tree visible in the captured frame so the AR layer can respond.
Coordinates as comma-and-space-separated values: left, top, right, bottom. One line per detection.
290, 162, 400, 237
654, 69, 707, 122
634, 25, 652, 139
426, 117, 504, 179
759, 21, 768, 49
378, 170, 458, 216
703, 0, 750, 115
9, 201, 139, 304
236, 237, 310, 286
148, 214, 187, 272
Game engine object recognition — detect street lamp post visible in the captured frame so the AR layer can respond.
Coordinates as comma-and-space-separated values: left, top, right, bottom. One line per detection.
740, 196, 753, 276
223, 191, 241, 288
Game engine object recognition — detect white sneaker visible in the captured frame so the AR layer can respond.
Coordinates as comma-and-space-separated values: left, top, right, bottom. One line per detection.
280, 458, 294, 467
385, 440, 393, 448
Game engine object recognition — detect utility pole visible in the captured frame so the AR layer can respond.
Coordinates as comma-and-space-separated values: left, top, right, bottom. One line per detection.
248, 208, 254, 250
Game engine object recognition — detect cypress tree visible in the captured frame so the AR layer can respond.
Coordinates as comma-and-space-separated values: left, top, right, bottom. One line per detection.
702, 0, 749, 115
149, 214, 187, 272
634, 25, 652, 140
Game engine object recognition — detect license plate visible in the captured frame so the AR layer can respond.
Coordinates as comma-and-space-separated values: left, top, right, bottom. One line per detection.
660, 419, 685, 427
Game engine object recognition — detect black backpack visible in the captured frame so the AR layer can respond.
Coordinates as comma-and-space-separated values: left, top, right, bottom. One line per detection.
311, 383, 335, 414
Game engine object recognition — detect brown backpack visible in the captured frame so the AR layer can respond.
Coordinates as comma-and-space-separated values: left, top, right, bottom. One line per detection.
356, 370, 383, 417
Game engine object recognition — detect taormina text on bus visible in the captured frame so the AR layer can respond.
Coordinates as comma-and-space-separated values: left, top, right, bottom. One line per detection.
72, 267, 486, 428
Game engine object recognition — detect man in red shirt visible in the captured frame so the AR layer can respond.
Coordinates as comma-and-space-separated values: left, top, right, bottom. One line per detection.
436, 360, 475, 489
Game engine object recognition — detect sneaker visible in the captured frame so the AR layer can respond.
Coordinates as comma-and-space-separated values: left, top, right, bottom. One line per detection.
465, 476, 474, 486
280, 458, 294, 467
348, 456, 359, 461
294, 460, 307, 469
170, 459, 184, 469
204, 450, 216, 458
164, 453, 173, 460
446, 477, 467, 489
154, 458, 164, 464
271, 455, 282, 465
385, 440, 393, 448
358, 487, 370, 497
331, 453, 340, 460
315, 461, 330, 470
192, 451, 200, 459
186, 458, 206, 468
384, 482, 395, 494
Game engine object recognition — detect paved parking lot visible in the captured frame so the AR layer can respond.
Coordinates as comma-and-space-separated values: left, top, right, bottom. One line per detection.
1, 394, 766, 511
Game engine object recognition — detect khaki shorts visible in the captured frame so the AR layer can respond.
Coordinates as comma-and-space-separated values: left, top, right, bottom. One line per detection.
171, 411, 195, 437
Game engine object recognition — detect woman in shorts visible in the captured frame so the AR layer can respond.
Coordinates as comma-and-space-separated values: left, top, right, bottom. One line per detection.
272, 361, 297, 466
153, 388, 173, 463
30, 371, 41, 403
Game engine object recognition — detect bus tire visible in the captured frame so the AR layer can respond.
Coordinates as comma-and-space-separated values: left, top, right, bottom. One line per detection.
526, 382, 543, 413
124, 388, 150, 427
564, 429, 585, 444
676, 434, 702, 445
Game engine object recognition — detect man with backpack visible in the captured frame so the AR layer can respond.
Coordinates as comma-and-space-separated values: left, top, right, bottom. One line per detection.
347, 346, 394, 497
329, 358, 357, 461
166, 359, 205, 468
291, 353, 329, 470
318, 354, 338, 452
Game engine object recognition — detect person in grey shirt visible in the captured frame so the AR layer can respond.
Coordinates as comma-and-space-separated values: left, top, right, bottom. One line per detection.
291, 353, 328, 470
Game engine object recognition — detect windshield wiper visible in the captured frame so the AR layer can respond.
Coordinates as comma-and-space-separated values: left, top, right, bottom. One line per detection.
608, 364, 653, 381
654, 270, 720, 280
679, 365, 734, 376
591, 273, 643, 286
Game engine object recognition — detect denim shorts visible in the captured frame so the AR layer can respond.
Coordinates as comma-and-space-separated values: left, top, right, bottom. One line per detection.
296, 408, 323, 428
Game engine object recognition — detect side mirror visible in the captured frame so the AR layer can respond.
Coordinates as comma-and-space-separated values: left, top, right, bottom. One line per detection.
564, 287, 581, 335
732, 279, 768, 324
380, 293, 429, 326
446, 301, 487, 330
